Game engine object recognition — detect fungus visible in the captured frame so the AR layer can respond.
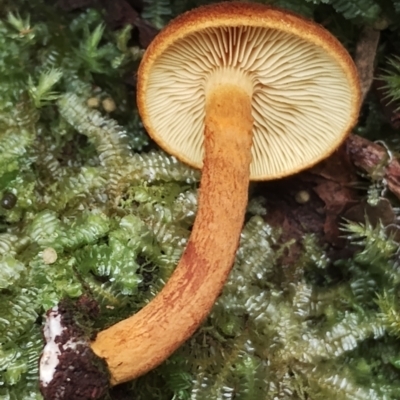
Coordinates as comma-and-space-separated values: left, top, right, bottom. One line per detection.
41, 2, 361, 391
295, 190, 311, 204
102, 97, 116, 113
87, 96, 100, 108
42, 247, 58, 265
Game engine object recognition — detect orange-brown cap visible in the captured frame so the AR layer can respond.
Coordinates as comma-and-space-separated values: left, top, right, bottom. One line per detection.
137, 2, 361, 180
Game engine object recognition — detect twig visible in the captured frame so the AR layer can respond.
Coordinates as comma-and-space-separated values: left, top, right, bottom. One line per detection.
347, 134, 400, 200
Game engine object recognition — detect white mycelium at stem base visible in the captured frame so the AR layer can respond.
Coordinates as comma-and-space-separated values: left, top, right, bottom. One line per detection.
90, 2, 361, 386
40, 307, 64, 387
40, 307, 85, 387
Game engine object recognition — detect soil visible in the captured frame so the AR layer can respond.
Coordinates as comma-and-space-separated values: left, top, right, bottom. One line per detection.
40, 301, 109, 400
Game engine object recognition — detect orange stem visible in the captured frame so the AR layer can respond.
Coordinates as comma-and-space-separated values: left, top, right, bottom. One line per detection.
91, 84, 254, 385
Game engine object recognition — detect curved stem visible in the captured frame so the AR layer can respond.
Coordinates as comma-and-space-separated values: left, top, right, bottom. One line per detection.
91, 84, 254, 385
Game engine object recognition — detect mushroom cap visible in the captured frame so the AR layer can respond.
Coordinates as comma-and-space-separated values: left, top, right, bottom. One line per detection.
137, 2, 361, 180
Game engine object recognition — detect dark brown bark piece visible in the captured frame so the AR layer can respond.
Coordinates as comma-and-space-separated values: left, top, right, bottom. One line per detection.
40, 300, 109, 400
347, 134, 400, 200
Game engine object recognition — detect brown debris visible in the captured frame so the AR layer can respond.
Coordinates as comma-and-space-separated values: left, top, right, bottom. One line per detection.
354, 26, 381, 102
259, 134, 400, 285
344, 198, 396, 226
261, 146, 359, 246
313, 180, 354, 244
347, 134, 400, 200
258, 137, 398, 283
311, 143, 359, 184
309, 146, 359, 245
260, 177, 326, 283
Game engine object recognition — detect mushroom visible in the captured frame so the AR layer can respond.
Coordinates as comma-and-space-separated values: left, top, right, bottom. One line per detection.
91, 2, 361, 386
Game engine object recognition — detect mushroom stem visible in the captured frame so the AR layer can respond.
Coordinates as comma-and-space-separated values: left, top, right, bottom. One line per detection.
91, 84, 254, 385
